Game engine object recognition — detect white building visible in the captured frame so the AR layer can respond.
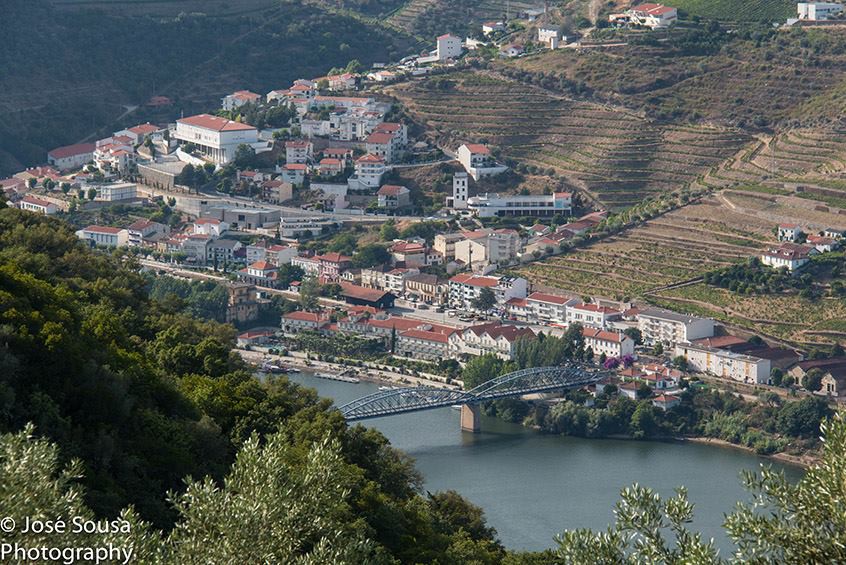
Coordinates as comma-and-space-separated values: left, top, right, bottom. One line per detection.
446, 172, 469, 209
482, 21, 505, 34
113, 123, 160, 144
528, 292, 578, 325
221, 90, 262, 111
609, 3, 678, 29
75, 225, 129, 248
454, 228, 520, 267
675, 343, 771, 385
448, 273, 528, 312
449, 322, 535, 360
193, 218, 229, 237
18, 195, 58, 215
174, 114, 260, 165
778, 223, 803, 242
93, 182, 137, 202
583, 328, 634, 359
377, 184, 411, 208
127, 219, 167, 247
418, 34, 464, 64
47, 143, 95, 171
350, 154, 386, 189
761, 243, 818, 272
467, 192, 572, 218
285, 140, 313, 164
457, 144, 508, 181
638, 307, 714, 346
566, 303, 622, 329
538, 28, 561, 49
798, 2, 844, 20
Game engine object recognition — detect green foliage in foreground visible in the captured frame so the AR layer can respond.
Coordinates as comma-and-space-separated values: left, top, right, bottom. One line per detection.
0, 208, 505, 562
5, 411, 846, 562
556, 413, 846, 563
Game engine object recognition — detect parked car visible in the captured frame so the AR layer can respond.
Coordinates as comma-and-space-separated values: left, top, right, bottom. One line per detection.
418, 304, 429, 310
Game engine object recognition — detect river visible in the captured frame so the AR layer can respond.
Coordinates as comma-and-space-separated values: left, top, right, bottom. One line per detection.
284, 372, 804, 554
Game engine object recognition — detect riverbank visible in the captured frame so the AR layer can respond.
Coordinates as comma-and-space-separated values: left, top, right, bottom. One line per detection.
679, 436, 818, 469
237, 349, 459, 391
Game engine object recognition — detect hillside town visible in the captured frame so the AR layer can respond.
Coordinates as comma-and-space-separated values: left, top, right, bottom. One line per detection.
4, 1, 846, 411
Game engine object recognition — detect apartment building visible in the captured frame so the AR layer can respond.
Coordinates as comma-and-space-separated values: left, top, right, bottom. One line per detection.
638, 307, 714, 346
566, 303, 622, 329
448, 274, 528, 312
675, 342, 771, 385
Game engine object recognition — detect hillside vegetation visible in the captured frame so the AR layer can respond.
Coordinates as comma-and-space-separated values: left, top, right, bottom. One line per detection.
0, 0, 415, 176
0, 206, 518, 561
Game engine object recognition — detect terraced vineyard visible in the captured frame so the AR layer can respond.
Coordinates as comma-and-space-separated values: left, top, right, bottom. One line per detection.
387, 0, 539, 36
652, 283, 846, 346
671, 0, 794, 22
389, 73, 751, 208
520, 186, 846, 345
517, 198, 770, 299
499, 30, 846, 128
699, 128, 846, 196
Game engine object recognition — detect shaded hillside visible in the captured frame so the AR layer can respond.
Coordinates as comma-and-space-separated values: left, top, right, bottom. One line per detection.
0, 0, 415, 176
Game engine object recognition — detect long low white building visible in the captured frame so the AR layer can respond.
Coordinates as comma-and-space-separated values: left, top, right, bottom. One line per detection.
467, 192, 572, 218
675, 343, 771, 385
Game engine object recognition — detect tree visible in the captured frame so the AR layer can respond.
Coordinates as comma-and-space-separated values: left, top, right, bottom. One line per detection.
802, 368, 824, 392
87, 187, 97, 200
652, 342, 664, 356
298, 276, 320, 311
775, 396, 831, 438
352, 244, 390, 268
232, 144, 257, 170
630, 401, 657, 438
380, 219, 399, 241
462, 354, 507, 390
671, 355, 688, 372
623, 327, 642, 345
770, 367, 784, 386
60, 182, 71, 194
471, 287, 497, 313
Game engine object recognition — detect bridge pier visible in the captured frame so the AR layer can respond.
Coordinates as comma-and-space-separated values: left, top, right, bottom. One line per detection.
460, 404, 481, 433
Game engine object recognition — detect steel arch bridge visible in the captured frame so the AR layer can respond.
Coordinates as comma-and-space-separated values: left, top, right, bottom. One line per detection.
339, 363, 604, 421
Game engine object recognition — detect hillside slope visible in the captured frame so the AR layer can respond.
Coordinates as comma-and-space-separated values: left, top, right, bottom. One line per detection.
0, 0, 415, 176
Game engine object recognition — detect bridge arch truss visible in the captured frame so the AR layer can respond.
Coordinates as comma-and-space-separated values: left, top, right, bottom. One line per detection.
339, 363, 604, 421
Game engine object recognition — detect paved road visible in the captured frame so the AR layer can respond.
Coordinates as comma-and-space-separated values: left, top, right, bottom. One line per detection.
199, 189, 425, 223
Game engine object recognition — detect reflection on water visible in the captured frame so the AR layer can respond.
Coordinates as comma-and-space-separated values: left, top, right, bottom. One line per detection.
285, 372, 804, 553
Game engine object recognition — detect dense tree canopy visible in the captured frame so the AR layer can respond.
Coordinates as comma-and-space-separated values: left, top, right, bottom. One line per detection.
0, 209, 505, 561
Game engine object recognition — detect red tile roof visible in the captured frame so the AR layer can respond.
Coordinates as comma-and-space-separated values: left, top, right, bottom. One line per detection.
374, 122, 402, 133
127, 123, 159, 135
83, 225, 122, 234
178, 114, 255, 132
449, 273, 499, 287
378, 184, 408, 196
316, 252, 350, 263
464, 143, 490, 154
356, 153, 385, 164
400, 328, 452, 343
249, 261, 275, 271
284, 164, 308, 171
528, 292, 571, 305
582, 328, 625, 344
22, 195, 53, 207
48, 143, 95, 159
366, 132, 393, 144
284, 311, 324, 323
463, 322, 535, 343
